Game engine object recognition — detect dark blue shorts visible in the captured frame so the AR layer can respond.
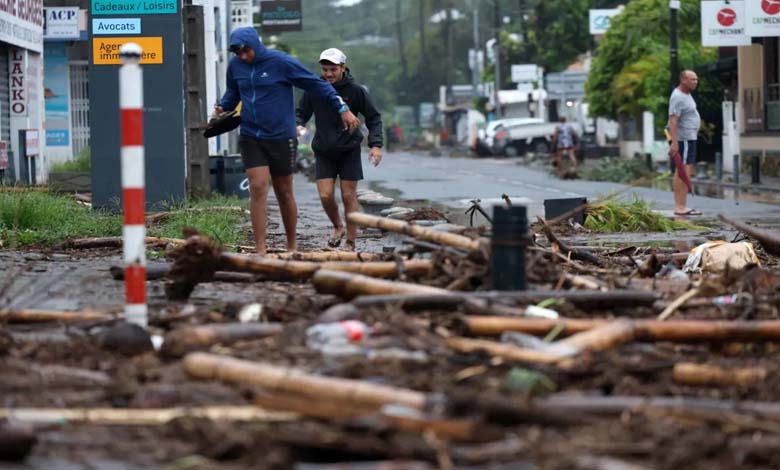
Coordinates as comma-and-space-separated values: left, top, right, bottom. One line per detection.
672, 140, 697, 168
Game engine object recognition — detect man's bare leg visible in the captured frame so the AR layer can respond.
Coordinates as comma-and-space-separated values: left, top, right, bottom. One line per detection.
672, 164, 694, 213
567, 149, 577, 170
340, 179, 359, 251
271, 174, 298, 252
246, 166, 271, 255
316, 178, 345, 242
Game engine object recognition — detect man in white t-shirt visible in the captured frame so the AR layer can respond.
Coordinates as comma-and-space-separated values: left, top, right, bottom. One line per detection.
668, 70, 701, 216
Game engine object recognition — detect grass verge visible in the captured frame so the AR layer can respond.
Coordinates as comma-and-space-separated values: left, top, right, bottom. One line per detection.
585, 197, 707, 232
0, 191, 250, 248
581, 157, 657, 183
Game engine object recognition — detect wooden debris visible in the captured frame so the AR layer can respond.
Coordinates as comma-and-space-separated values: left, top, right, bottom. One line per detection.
313, 270, 446, 299
719, 213, 780, 257
657, 286, 701, 321
537, 217, 605, 267
165, 233, 433, 300
161, 322, 283, 357
351, 290, 659, 311
255, 392, 489, 442
348, 212, 481, 252
446, 337, 561, 364
54, 236, 185, 250
265, 251, 386, 262
0, 308, 113, 323
463, 316, 780, 343
672, 363, 768, 387
0, 406, 297, 425
184, 352, 429, 410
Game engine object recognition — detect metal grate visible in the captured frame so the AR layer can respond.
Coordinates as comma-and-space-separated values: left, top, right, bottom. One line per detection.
69, 61, 89, 157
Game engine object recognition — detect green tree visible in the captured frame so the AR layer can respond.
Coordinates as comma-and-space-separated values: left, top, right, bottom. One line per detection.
585, 0, 718, 127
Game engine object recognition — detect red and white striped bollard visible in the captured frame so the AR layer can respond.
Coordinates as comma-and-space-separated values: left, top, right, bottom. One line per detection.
119, 43, 147, 327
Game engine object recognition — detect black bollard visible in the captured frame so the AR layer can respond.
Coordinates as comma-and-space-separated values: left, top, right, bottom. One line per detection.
645, 153, 652, 170
733, 154, 740, 185
751, 154, 761, 185
491, 205, 528, 291
715, 152, 722, 182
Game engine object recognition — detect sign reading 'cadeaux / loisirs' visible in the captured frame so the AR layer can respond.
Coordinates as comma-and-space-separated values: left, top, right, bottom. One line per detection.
91, 0, 177, 15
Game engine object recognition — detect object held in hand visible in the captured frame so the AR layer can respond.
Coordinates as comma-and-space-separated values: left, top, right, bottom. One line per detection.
203, 103, 242, 138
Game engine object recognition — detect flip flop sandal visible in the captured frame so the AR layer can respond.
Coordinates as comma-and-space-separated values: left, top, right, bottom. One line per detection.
344, 239, 355, 252
327, 231, 345, 248
674, 209, 702, 216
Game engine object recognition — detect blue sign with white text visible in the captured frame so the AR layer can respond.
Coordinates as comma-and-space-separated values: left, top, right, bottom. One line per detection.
91, 0, 177, 15
92, 18, 142, 35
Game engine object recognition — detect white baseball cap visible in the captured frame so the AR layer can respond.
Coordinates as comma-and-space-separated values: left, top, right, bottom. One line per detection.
319, 48, 346, 65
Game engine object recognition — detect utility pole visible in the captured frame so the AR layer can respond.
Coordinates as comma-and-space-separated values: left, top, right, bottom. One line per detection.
471, 4, 480, 96
669, 0, 680, 93
494, 0, 502, 118
445, 0, 454, 105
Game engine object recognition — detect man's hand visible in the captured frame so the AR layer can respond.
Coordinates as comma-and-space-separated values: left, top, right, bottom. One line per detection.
669, 141, 679, 155
297, 125, 307, 137
341, 110, 359, 133
212, 105, 223, 118
368, 147, 382, 167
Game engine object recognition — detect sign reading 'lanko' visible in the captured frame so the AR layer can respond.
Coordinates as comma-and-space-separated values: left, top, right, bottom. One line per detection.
91, 0, 177, 15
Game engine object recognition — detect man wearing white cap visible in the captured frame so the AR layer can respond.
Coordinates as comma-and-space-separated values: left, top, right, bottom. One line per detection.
297, 48, 383, 251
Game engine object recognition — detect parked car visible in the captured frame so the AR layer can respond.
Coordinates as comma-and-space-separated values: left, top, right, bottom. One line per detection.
492, 119, 558, 157
474, 118, 543, 157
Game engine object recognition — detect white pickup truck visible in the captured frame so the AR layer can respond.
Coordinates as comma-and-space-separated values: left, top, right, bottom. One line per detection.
492, 118, 561, 157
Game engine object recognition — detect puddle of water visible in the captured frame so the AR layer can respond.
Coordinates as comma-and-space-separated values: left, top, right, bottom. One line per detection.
646, 179, 780, 205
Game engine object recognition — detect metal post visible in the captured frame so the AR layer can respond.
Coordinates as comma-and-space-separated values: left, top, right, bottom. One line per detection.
119, 43, 147, 328
471, 4, 480, 96
733, 154, 740, 186
669, 0, 680, 93
645, 153, 652, 170
18, 130, 28, 185
491, 205, 527, 290
493, 1, 501, 118
751, 154, 761, 185
715, 152, 722, 181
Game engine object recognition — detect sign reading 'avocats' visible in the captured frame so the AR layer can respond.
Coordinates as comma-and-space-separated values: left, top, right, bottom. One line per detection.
92, 36, 162, 64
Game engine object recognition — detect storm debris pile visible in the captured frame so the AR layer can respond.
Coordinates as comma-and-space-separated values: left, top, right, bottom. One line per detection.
2, 212, 780, 468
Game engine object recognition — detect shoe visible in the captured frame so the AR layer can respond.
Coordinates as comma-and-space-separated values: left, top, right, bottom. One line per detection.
327, 229, 345, 248
674, 208, 702, 216
344, 239, 355, 252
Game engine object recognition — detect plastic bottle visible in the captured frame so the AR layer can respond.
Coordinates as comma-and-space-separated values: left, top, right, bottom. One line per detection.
306, 320, 371, 350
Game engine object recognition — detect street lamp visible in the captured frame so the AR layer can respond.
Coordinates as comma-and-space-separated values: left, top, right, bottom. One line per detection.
669, 0, 680, 92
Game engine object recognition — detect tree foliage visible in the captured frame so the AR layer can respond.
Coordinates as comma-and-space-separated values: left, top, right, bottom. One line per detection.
585, 0, 718, 126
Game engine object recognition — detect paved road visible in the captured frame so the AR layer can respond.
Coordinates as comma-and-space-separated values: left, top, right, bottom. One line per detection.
361, 150, 780, 223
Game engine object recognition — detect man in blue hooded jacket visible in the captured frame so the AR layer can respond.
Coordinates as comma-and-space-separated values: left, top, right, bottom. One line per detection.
214, 27, 359, 255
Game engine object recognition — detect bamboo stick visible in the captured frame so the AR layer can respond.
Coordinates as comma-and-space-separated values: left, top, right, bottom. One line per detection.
719, 214, 780, 257
464, 316, 780, 343
55, 236, 186, 250
0, 406, 297, 425
551, 320, 636, 357
672, 363, 768, 387
445, 337, 561, 364
348, 212, 481, 252
255, 392, 485, 441
221, 253, 432, 280
658, 287, 700, 321
351, 290, 659, 311
161, 323, 284, 357
265, 251, 386, 262
0, 308, 113, 323
313, 270, 446, 299
184, 352, 429, 410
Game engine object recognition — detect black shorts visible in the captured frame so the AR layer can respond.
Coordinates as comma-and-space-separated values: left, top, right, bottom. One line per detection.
239, 136, 297, 177
315, 147, 363, 181
671, 140, 697, 173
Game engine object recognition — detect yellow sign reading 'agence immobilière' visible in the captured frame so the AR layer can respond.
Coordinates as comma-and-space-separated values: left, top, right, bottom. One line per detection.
92, 37, 163, 65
